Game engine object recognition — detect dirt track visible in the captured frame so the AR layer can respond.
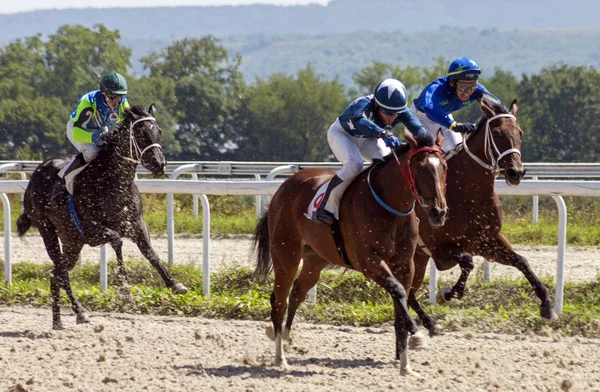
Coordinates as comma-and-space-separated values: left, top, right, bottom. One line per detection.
1, 306, 599, 392
2, 236, 600, 391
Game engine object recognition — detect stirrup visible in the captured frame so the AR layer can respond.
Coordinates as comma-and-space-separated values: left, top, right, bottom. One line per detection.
313, 209, 336, 226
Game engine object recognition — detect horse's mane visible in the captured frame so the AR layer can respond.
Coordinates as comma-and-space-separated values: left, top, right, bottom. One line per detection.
128, 104, 150, 117
113, 104, 150, 133
379, 143, 411, 165
475, 94, 510, 128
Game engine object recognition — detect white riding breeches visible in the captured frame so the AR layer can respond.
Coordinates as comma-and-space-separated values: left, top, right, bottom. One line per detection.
66, 120, 101, 162
322, 119, 390, 212
410, 104, 463, 153
327, 119, 390, 181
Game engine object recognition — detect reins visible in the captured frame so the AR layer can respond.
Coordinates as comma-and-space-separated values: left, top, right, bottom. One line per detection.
367, 146, 445, 217
116, 116, 162, 164
462, 113, 520, 174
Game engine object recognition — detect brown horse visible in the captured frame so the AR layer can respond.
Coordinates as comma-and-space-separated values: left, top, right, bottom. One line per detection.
254, 131, 447, 375
408, 95, 557, 337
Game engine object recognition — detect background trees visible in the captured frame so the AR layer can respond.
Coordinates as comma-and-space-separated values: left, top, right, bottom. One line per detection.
0, 25, 598, 163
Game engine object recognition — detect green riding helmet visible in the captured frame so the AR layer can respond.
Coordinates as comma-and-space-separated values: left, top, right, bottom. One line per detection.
100, 72, 128, 95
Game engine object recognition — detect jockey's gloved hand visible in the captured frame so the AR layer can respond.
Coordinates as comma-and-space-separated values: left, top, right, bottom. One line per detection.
100, 126, 115, 144
453, 122, 476, 134
91, 131, 106, 146
413, 128, 435, 147
379, 130, 400, 148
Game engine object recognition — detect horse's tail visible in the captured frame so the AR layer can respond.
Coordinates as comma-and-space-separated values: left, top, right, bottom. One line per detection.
16, 213, 32, 237
253, 211, 272, 281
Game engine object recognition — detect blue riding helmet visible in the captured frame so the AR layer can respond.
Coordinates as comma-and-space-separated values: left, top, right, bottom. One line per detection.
447, 57, 481, 81
373, 78, 408, 113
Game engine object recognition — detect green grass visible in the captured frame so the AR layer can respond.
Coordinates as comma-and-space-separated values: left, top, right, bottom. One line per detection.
2, 261, 599, 337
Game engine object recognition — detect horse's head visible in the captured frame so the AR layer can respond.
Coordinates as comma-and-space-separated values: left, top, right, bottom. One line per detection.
404, 129, 448, 227
470, 95, 525, 186
113, 103, 167, 178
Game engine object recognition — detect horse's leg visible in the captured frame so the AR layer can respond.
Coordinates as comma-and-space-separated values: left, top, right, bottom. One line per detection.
480, 234, 557, 320
281, 246, 329, 342
379, 254, 423, 376
36, 220, 65, 330
408, 251, 443, 336
132, 221, 188, 294
110, 239, 128, 285
60, 240, 90, 324
269, 241, 302, 368
392, 301, 414, 376
431, 242, 474, 304
361, 258, 419, 371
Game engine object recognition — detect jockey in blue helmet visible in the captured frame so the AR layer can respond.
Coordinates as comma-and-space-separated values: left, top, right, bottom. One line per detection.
411, 57, 499, 154
312, 78, 434, 225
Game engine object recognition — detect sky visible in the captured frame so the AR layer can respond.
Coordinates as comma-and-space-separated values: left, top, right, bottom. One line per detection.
0, 0, 330, 14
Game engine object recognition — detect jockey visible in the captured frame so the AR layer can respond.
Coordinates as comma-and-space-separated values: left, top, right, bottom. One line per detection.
52, 71, 130, 199
411, 57, 498, 154
312, 78, 434, 226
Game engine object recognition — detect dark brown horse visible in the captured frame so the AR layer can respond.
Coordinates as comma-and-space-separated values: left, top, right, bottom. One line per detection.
16, 104, 188, 330
254, 131, 447, 375
408, 95, 557, 337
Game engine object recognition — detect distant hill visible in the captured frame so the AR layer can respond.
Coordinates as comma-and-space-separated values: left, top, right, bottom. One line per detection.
123, 27, 600, 85
1, 0, 599, 85
1, 0, 599, 43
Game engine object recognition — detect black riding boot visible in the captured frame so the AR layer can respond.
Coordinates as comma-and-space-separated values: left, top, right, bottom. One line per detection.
312, 175, 343, 226
52, 154, 87, 201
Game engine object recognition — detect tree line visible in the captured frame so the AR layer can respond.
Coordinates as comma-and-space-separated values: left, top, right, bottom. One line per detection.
0, 24, 598, 163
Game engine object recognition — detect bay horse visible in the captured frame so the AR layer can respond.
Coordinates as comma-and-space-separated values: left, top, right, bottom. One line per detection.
254, 131, 448, 375
16, 104, 188, 330
408, 95, 558, 337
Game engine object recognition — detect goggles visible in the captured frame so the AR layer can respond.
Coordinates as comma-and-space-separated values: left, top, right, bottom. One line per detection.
455, 82, 478, 94
105, 92, 124, 101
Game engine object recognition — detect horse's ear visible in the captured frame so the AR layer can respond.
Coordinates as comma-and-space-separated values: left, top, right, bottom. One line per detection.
404, 129, 417, 149
148, 103, 157, 117
435, 128, 444, 149
509, 99, 518, 117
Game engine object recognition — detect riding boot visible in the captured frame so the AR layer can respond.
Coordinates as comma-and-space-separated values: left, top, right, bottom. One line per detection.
52, 154, 86, 201
312, 175, 343, 226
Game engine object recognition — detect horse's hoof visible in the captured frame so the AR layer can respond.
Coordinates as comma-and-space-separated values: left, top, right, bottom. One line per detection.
274, 357, 289, 368
266, 326, 276, 341
408, 331, 426, 350
429, 323, 445, 337
77, 313, 91, 324
436, 287, 452, 306
400, 367, 422, 378
172, 283, 189, 295
541, 305, 558, 320
53, 322, 65, 330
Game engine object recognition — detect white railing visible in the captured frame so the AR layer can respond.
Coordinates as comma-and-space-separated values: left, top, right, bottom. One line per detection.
1, 175, 600, 314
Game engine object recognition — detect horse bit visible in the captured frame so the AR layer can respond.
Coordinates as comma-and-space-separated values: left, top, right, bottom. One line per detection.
117, 116, 163, 164
462, 113, 520, 175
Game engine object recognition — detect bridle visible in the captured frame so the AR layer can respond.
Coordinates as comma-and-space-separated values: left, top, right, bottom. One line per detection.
367, 146, 446, 216
116, 116, 163, 164
462, 113, 520, 174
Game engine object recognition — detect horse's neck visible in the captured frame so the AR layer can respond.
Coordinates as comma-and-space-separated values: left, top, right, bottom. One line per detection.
374, 158, 415, 210
452, 132, 496, 191
91, 146, 138, 183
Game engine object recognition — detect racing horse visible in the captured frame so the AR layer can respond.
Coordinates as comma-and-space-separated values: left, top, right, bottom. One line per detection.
408, 95, 558, 337
254, 130, 448, 375
17, 104, 188, 330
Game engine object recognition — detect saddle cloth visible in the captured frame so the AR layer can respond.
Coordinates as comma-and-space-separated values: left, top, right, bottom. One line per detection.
305, 180, 342, 221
